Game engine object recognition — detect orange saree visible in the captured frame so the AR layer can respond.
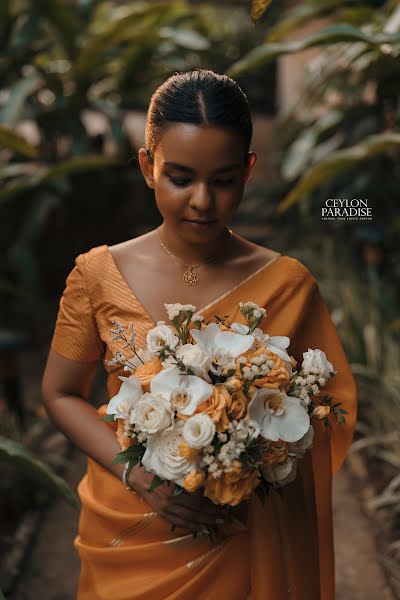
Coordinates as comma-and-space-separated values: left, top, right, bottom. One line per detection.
51, 245, 358, 600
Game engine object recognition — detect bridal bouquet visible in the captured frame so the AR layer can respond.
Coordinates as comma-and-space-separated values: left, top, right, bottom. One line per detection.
104, 303, 347, 506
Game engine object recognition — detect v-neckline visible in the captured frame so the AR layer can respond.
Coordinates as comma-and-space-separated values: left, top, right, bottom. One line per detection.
104, 245, 284, 326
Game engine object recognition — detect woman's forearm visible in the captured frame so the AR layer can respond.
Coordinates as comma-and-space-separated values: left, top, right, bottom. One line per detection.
44, 393, 124, 481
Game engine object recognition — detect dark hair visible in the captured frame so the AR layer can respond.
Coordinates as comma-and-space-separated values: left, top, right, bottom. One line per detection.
145, 69, 253, 164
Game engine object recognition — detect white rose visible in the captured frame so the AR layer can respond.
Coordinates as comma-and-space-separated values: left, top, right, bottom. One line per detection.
302, 349, 334, 379
262, 457, 298, 487
146, 324, 179, 353
176, 344, 212, 380
183, 414, 216, 449
141, 422, 196, 485
130, 393, 172, 434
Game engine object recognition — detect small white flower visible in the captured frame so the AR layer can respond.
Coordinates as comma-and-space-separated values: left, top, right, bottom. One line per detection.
302, 349, 334, 380
191, 314, 204, 323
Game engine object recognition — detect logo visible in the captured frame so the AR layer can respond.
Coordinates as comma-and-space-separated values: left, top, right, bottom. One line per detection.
321, 199, 373, 221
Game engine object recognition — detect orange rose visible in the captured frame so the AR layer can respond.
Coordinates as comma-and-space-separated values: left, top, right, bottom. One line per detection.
194, 384, 231, 432
204, 460, 260, 506
134, 358, 162, 392
116, 419, 135, 451
179, 442, 200, 461
183, 470, 205, 493
251, 348, 290, 390
227, 390, 248, 420
312, 405, 330, 419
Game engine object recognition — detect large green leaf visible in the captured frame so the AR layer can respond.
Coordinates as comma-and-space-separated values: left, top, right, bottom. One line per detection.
0, 155, 120, 202
0, 124, 38, 158
277, 132, 400, 213
0, 435, 80, 510
0, 76, 42, 127
29, 0, 81, 59
265, 2, 375, 43
226, 24, 400, 77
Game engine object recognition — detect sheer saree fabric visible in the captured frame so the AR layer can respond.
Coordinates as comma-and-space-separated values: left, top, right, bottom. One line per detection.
51, 245, 358, 600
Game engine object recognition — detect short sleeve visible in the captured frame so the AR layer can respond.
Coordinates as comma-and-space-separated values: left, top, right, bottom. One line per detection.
50, 253, 104, 362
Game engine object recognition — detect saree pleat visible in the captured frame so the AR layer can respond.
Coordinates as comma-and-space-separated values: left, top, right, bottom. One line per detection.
51, 245, 358, 599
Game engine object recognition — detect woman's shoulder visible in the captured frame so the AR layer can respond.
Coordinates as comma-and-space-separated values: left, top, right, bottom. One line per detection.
242, 239, 317, 287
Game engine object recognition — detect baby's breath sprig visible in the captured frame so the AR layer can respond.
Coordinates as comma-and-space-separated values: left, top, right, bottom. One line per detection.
106, 320, 144, 368
239, 302, 267, 333
164, 303, 203, 344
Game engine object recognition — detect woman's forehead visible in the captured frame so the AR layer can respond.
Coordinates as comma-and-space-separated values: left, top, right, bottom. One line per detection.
154, 123, 245, 167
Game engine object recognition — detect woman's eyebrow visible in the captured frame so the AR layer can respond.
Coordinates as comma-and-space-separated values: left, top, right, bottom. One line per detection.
163, 161, 241, 174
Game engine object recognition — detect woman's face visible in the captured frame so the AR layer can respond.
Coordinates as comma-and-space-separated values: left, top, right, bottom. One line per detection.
138, 123, 257, 244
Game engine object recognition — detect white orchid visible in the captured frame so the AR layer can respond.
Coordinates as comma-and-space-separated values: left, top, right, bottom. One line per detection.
150, 366, 212, 416
191, 323, 254, 365
231, 323, 292, 375
106, 375, 143, 419
248, 388, 310, 443
146, 324, 179, 353
141, 421, 196, 485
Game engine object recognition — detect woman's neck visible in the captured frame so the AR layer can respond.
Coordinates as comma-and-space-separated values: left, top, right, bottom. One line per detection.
156, 223, 234, 266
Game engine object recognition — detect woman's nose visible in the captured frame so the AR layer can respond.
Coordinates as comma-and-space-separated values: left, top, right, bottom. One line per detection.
188, 182, 214, 212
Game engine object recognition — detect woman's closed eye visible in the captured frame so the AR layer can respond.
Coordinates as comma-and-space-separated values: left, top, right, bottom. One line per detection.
168, 176, 235, 188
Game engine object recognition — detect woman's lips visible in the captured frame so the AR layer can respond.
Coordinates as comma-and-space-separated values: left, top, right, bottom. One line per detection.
183, 219, 217, 229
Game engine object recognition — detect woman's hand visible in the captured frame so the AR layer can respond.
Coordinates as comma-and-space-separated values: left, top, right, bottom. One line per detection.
128, 463, 229, 534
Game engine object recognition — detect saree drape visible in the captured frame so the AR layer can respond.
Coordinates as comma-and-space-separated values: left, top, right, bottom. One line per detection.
51, 245, 358, 600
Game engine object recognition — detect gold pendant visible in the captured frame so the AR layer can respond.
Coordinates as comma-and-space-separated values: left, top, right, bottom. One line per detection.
183, 267, 198, 286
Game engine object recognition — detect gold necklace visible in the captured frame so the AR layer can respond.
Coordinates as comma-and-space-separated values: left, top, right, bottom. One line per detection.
157, 226, 232, 286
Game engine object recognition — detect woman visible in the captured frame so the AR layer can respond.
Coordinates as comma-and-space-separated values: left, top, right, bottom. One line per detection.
42, 69, 357, 599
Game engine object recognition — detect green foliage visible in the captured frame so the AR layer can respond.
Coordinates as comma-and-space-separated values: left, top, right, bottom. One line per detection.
0, 435, 80, 510
0, 0, 277, 302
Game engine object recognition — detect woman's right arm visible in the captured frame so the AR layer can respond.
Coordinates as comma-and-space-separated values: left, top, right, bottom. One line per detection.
41, 349, 227, 533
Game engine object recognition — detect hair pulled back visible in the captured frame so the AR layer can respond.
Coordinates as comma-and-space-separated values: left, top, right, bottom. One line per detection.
145, 69, 253, 164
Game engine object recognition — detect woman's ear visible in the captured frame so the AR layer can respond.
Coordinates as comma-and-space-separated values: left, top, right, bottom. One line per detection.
138, 148, 155, 189
244, 151, 257, 184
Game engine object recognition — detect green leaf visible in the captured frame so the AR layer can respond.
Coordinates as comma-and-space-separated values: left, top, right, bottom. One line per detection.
0, 76, 42, 127
277, 133, 400, 213
227, 24, 400, 77
112, 445, 145, 465
173, 484, 184, 496
0, 124, 38, 158
0, 435, 80, 511
100, 414, 116, 422
30, 0, 81, 59
147, 474, 165, 492
265, 3, 375, 43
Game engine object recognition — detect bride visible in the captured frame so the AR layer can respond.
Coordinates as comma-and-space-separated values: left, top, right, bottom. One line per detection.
42, 68, 357, 599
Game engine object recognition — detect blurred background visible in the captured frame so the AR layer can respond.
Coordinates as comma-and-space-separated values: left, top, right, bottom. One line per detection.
0, 0, 399, 598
